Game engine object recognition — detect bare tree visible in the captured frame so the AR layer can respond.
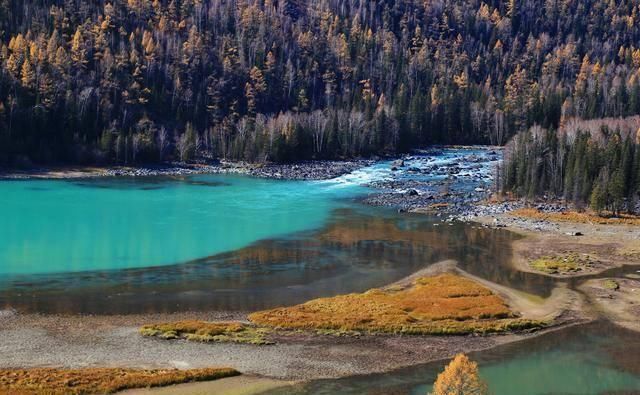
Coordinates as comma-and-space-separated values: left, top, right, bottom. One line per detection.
310, 110, 328, 155
493, 110, 505, 145
132, 133, 142, 163
156, 127, 169, 161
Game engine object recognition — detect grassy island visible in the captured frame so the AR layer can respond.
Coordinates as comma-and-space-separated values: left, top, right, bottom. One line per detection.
248, 273, 544, 335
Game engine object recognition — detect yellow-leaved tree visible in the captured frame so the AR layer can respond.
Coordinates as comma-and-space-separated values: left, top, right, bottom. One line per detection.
431, 354, 488, 395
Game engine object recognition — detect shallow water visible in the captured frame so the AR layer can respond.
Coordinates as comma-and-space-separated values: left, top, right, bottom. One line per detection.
0, 204, 549, 314
0, 174, 365, 276
264, 321, 640, 395
0, 148, 537, 314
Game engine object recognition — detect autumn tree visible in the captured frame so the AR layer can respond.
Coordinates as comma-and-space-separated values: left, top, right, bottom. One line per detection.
431, 354, 488, 395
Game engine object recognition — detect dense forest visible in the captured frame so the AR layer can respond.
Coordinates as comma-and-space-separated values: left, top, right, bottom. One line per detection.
503, 117, 640, 214
3, 0, 640, 164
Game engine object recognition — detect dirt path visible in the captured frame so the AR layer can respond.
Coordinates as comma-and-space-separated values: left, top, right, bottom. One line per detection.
119, 375, 291, 395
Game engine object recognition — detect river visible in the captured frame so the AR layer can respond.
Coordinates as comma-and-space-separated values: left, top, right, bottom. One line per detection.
0, 148, 638, 394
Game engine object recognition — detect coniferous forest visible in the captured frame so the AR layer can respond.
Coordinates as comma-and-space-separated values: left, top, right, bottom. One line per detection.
3, 0, 640, 165
503, 117, 640, 214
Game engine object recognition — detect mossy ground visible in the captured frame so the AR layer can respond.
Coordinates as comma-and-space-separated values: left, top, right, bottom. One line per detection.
529, 253, 597, 274
603, 279, 620, 290
140, 321, 272, 345
248, 274, 545, 335
0, 367, 239, 395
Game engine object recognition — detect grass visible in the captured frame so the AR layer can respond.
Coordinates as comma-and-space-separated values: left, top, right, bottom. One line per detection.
248, 273, 545, 335
140, 321, 273, 345
603, 279, 620, 290
529, 253, 596, 274
512, 208, 640, 225
0, 367, 239, 395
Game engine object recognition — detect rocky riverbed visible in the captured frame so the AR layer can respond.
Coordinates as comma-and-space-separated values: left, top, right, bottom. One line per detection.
356, 147, 502, 213
0, 159, 373, 181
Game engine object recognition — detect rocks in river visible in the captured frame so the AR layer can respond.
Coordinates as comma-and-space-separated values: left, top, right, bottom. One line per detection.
391, 159, 405, 168
406, 189, 419, 196
248, 159, 373, 180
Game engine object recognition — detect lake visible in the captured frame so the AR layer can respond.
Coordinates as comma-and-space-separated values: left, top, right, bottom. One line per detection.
1, 149, 639, 394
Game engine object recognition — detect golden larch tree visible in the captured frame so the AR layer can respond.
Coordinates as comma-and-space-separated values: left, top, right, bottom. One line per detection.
431, 354, 488, 395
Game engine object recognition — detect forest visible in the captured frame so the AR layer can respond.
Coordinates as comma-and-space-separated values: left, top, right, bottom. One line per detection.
503, 117, 640, 214
3, 0, 640, 164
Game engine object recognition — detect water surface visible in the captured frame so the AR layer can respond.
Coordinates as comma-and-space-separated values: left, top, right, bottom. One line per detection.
0, 175, 363, 275
264, 322, 640, 395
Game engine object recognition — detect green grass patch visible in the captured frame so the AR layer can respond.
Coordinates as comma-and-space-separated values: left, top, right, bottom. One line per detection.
603, 279, 620, 290
530, 253, 595, 274
140, 321, 273, 345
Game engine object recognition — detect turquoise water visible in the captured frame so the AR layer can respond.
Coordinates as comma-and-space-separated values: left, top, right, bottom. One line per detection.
0, 175, 363, 276
1, 154, 640, 393
267, 322, 640, 395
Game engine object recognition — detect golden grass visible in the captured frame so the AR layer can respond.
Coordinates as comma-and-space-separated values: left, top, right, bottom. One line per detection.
140, 321, 272, 345
512, 208, 640, 225
248, 274, 544, 335
0, 367, 239, 395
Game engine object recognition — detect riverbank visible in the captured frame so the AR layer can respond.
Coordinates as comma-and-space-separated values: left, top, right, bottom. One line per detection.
0, 159, 372, 181
468, 209, 640, 278
454, 206, 640, 335
0, 261, 583, 386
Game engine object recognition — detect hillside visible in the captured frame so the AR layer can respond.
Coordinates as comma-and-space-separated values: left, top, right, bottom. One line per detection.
2, 0, 640, 164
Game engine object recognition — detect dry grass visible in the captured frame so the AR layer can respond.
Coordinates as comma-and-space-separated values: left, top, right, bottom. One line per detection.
512, 208, 640, 225
0, 367, 239, 395
248, 274, 544, 335
140, 321, 272, 345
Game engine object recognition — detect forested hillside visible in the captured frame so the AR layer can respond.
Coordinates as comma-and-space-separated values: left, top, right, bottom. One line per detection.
3, 0, 640, 164
503, 117, 640, 214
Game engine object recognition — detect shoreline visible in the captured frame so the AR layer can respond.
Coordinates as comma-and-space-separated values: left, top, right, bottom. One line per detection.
2, 148, 638, 393
0, 260, 585, 385
0, 159, 372, 181
471, 211, 640, 278
0, 213, 634, 393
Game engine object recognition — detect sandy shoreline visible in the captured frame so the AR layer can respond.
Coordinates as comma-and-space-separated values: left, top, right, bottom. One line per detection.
472, 211, 640, 333
472, 212, 640, 278
1, 165, 638, 392
0, 260, 584, 384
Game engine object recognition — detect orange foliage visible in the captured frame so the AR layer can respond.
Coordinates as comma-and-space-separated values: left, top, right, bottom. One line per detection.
0, 367, 239, 395
432, 353, 488, 395
249, 274, 543, 335
512, 208, 640, 225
